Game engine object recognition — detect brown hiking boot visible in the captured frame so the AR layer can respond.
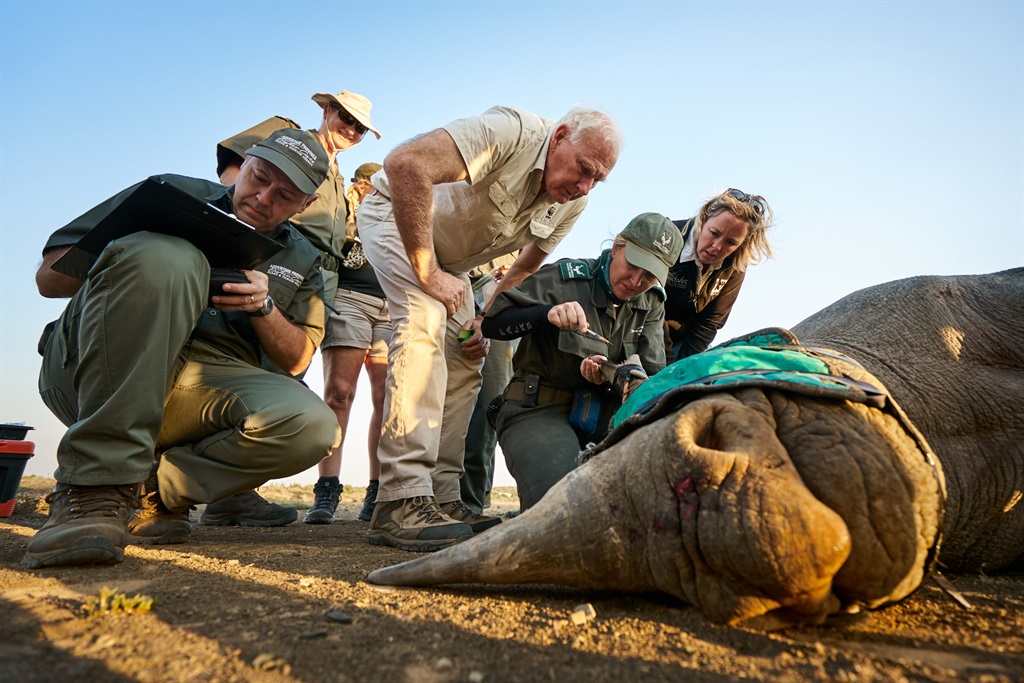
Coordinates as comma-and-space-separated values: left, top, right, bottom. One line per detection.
366, 496, 473, 552
22, 482, 138, 569
199, 489, 298, 527
128, 469, 191, 545
439, 499, 503, 534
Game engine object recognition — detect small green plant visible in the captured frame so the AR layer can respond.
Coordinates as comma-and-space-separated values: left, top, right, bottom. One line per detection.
83, 586, 156, 616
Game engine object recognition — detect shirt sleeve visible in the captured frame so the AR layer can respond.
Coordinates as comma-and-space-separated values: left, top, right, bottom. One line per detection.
277, 261, 327, 348
638, 301, 668, 376
443, 106, 540, 185
674, 270, 746, 359
42, 180, 147, 254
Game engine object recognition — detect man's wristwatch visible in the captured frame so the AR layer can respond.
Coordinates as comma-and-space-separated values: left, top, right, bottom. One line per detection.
248, 295, 275, 318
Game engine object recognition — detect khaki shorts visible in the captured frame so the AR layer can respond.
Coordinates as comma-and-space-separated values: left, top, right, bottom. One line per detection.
322, 288, 392, 358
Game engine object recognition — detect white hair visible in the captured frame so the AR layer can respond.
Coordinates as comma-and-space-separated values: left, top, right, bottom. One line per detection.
555, 105, 623, 152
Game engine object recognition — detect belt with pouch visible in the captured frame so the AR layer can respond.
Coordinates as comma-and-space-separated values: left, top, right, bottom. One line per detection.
503, 377, 573, 405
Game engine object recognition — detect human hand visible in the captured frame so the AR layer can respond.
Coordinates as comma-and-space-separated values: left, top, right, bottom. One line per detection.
423, 268, 466, 318
580, 354, 608, 385
547, 301, 590, 333
212, 270, 270, 314
458, 317, 490, 360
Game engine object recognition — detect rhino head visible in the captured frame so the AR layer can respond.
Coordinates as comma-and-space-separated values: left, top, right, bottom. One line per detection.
368, 383, 943, 627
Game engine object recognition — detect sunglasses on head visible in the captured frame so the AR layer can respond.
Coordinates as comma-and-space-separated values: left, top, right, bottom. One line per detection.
725, 188, 767, 216
332, 105, 368, 136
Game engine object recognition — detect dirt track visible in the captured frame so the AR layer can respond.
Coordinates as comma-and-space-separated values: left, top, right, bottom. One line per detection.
1, 476, 1021, 683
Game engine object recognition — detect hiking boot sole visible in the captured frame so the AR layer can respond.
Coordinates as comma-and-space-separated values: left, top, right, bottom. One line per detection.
198, 508, 298, 527
365, 527, 473, 553
130, 523, 191, 545
356, 510, 373, 522
303, 510, 335, 525
21, 535, 125, 569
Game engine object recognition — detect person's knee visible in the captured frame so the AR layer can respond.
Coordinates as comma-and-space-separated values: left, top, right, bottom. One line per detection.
323, 379, 357, 413
105, 233, 208, 292
291, 400, 342, 462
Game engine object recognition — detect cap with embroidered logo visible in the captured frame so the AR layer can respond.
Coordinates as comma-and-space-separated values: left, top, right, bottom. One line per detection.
246, 128, 329, 194
620, 212, 684, 286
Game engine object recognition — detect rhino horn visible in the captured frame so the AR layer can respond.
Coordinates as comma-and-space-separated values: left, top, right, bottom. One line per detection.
367, 393, 853, 627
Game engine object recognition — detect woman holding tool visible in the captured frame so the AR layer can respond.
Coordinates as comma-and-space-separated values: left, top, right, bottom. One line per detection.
481, 213, 683, 510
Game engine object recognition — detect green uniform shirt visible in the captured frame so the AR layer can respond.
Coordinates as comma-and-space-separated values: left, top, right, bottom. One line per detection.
43, 174, 326, 367
486, 251, 667, 392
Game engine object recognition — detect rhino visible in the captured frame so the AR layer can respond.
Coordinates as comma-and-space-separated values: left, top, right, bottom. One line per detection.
366, 269, 1024, 628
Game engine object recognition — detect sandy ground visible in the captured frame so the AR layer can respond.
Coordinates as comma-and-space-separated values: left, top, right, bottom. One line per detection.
1, 475, 1021, 683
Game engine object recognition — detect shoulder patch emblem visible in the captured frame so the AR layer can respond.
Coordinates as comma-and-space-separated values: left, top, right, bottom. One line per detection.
559, 261, 591, 280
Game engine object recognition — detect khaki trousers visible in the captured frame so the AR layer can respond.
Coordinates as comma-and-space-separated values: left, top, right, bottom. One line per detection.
357, 193, 484, 504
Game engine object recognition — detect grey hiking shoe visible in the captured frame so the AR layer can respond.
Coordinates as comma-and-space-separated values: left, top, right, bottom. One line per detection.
304, 477, 343, 524
22, 482, 138, 569
439, 499, 503, 534
199, 489, 298, 527
366, 496, 473, 552
356, 479, 379, 522
128, 469, 191, 545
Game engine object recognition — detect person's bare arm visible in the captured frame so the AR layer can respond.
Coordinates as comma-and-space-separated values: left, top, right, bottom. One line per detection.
384, 129, 470, 317
36, 247, 84, 298
482, 242, 548, 311
214, 271, 315, 375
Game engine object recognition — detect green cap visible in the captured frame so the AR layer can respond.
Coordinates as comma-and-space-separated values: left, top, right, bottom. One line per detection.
246, 128, 329, 194
620, 212, 684, 286
351, 162, 382, 183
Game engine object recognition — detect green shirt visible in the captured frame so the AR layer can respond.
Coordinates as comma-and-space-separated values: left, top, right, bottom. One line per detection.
486, 252, 667, 392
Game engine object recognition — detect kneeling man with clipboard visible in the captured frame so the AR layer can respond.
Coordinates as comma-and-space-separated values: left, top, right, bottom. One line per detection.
26, 128, 342, 568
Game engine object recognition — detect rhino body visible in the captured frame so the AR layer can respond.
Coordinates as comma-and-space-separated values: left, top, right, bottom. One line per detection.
367, 269, 1024, 627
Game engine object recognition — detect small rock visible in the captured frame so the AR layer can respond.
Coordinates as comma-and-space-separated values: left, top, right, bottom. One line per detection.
553, 619, 569, 632
468, 672, 484, 683
435, 657, 453, 670
252, 653, 288, 671
299, 629, 328, 639
299, 578, 315, 587
570, 603, 596, 625
226, 559, 240, 566
325, 607, 352, 624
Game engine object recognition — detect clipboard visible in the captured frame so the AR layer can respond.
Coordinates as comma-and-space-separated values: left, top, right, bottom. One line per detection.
52, 178, 284, 279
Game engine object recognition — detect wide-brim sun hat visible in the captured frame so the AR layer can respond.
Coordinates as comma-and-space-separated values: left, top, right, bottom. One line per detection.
312, 90, 381, 139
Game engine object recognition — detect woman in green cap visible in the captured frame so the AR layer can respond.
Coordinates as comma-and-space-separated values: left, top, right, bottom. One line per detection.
481, 213, 684, 510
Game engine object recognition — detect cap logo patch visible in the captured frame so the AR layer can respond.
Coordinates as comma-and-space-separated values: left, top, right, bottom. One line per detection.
654, 232, 673, 254
273, 135, 318, 167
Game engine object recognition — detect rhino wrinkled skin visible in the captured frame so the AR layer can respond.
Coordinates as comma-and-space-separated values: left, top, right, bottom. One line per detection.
367, 269, 1024, 627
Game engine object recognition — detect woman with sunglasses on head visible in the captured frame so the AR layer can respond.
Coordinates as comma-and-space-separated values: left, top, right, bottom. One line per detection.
665, 189, 774, 362
208, 90, 384, 527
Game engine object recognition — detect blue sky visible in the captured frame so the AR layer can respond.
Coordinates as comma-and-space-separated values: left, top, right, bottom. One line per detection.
2, 1, 1022, 489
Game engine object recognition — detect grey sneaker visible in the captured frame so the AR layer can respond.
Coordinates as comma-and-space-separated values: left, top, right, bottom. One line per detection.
22, 482, 138, 569
199, 489, 298, 527
439, 499, 503, 534
356, 480, 379, 522
303, 477, 343, 524
128, 469, 191, 545
366, 496, 473, 552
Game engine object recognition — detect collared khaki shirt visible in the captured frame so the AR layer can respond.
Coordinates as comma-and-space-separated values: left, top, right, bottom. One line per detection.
371, 105, 587, 273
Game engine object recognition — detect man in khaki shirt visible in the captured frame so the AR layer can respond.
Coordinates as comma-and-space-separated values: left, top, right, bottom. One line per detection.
358, 104, 621, 551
